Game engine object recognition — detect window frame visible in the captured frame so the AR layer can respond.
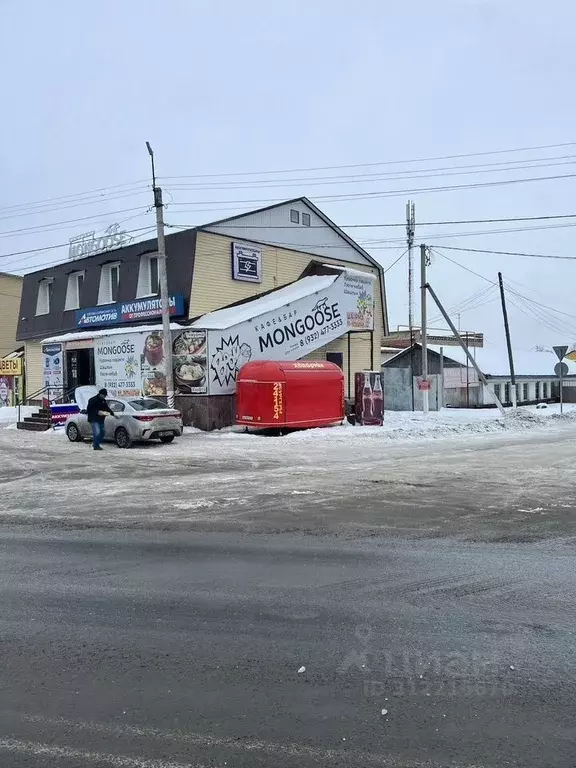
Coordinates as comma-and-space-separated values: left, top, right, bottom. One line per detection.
290, 209, 300, 224
35, 277, 54, 316
136, 252, 160, 298
98, 261, 121, 305
302, 212, 311, 227
64, 270, 85, 311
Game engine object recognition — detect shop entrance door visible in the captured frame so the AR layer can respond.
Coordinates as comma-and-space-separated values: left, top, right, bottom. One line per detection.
66, 348, 94, 391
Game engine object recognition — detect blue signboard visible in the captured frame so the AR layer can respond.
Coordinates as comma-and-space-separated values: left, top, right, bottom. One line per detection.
75, 294, 185, 328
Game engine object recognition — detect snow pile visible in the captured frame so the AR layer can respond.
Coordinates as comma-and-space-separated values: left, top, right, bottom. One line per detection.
284, 404, 576, 444
0, 406, 35, 425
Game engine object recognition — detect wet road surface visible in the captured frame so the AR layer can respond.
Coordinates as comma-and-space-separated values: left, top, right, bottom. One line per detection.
1, 528, 575, 767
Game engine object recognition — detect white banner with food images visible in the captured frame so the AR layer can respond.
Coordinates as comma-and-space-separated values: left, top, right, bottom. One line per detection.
205, 270, 375, 395
94, 333, 143, 398
93, 329, 208, 399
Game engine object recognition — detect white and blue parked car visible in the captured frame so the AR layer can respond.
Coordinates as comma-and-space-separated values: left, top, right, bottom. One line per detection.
65, 386, 183, 448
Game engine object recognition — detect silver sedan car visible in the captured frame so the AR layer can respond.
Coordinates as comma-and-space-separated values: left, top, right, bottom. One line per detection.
65, 397, 183, 448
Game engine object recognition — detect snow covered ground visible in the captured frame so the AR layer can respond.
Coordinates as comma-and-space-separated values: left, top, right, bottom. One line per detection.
0, 406, 35, 424
1, 402, 576, 536
2, 403, 575, 448
176, 403, 576, 447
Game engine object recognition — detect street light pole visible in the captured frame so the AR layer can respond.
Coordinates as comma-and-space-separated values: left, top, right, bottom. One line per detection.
146, 141, 175, 408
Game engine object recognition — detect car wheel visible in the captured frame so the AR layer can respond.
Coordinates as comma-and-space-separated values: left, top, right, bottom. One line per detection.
66, 423, 82, 442
159, 435, 175, 444
114, 426, 132, 448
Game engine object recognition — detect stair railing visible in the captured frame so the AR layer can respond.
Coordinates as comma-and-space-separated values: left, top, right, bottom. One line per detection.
17, 386, 78, 426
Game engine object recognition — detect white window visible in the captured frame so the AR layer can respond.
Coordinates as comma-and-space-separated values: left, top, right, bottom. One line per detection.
290, 209, 300, 223
136, 253, 159, 297
35, 278, 54, 315
65, 270, 85, 310
98, 262, 121, 305
302, 212, 311, 226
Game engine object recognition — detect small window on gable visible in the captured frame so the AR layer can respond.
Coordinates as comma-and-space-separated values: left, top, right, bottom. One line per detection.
137, 253, 160, 297
302, 212, 311, 226
98, 262, 121, 305
35, 278, 54, 316
65, 271, 85, 310
290, 209, 300, 224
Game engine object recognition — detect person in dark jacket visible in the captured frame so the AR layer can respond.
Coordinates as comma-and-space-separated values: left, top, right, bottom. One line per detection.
86, 388, 115, 450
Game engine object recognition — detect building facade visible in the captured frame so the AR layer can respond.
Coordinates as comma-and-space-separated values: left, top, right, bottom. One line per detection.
17, 198, 387, 428
0, 272, 23, 359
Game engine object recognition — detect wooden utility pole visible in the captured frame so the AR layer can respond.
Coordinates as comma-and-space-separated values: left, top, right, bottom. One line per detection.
498, 272, 516, 409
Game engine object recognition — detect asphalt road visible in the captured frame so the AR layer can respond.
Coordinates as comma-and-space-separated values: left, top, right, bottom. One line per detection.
1, 527, 575, 767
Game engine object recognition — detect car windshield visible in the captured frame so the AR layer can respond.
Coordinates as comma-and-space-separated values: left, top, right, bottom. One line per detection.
127, 398, 168, 411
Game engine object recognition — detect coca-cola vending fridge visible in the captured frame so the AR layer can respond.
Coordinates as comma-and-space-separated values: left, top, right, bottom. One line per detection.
354, 371, 384, 425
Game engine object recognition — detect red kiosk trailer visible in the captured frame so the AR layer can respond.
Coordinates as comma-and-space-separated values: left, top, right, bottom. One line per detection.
236, 360, 344, 430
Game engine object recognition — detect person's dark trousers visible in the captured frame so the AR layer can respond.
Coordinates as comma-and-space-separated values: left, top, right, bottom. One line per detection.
91, 422, 105, 449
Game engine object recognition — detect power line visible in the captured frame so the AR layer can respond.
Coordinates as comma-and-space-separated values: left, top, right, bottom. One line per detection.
0, 181, 149, 217
0, 188, 151, 223
156, 140, 576, 179
428, 284, 498, 324
161, 157, 576, 192
431, 248, 576, 334
164, 170, 576, 208
5, 228, 159, 275
433, 244, 576, 261
0, 225, 158, 266
505, 293, 576, 336
175, 212, 576, 229
0, 206, 150, 238
504, 283, 576, 321
3, 138, 576, 218
383, 250, 408, 273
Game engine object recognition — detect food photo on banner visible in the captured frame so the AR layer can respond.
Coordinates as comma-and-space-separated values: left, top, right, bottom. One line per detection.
172, 330, 207, 394
141, 331, 167, 397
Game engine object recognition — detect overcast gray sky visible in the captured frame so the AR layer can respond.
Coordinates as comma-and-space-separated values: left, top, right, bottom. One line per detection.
2, 0, 576, 353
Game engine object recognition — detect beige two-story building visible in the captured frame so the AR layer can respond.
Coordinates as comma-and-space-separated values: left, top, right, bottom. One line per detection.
0, 272, 23, 359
